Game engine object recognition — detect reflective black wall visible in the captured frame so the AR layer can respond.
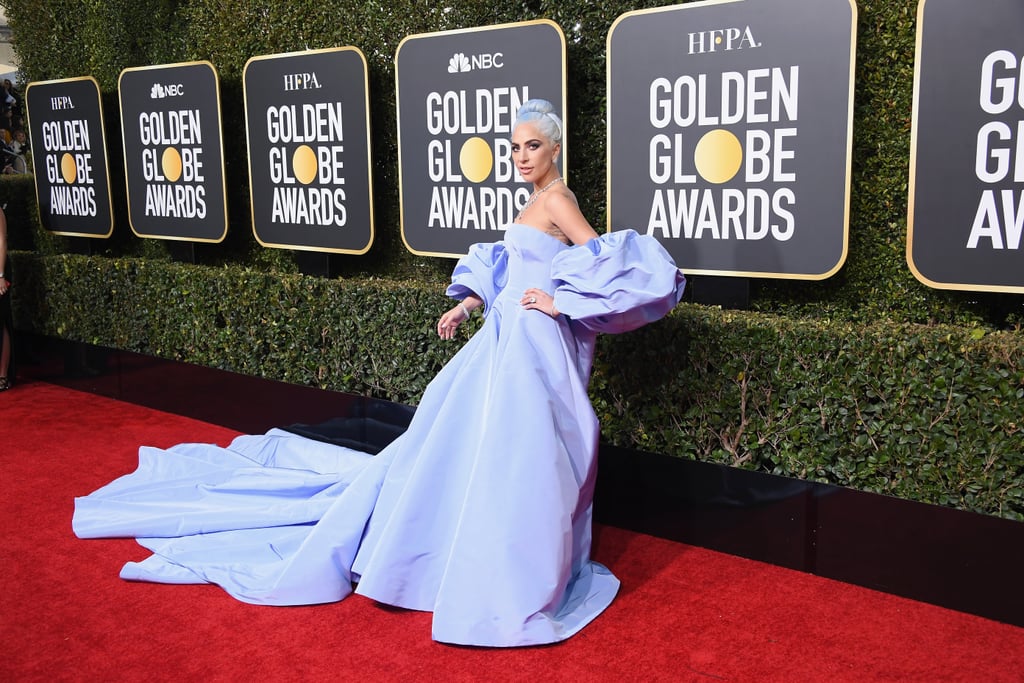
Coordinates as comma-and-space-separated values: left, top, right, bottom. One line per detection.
21, 335, 1024, 628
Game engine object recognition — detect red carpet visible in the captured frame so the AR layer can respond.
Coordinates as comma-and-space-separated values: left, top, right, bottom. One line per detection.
4, 381, 1023, 681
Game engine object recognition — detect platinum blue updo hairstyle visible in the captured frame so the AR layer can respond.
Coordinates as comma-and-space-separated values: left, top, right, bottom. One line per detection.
514, 99, 563, 144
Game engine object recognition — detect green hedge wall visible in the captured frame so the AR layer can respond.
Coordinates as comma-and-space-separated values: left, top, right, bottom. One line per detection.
3, 1, 1023, 521
592, 308, 1023, 521
6, 0, 1022, 325
11, 248, 1023, 521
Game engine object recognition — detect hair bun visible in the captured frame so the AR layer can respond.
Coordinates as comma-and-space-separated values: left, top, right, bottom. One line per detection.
515, 98, 563, 143
517, 99, 555, 116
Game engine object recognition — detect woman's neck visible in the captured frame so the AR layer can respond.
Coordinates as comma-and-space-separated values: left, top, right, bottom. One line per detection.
533, 172, 561, 192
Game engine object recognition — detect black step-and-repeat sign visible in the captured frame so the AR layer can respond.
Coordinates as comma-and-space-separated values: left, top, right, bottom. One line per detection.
396, 20, 566, 257
24, 77, 114, 238
608, 0, 857, 279
908, 0, 1024, 293
243, 48, 374, 254
118, 61, 228, 242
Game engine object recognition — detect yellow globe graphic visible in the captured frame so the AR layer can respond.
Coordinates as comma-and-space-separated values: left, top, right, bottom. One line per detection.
60, 153, 77, 184
694, 129, 743, 184
292, 145, 318, 185
161, 147, 183, 182
460, 137, 492, 183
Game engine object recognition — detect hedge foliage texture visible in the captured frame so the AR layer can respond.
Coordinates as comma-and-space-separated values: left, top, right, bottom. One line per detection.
1, 0, 1022, 520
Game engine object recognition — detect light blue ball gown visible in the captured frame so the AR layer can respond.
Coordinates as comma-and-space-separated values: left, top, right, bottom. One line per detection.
73, 223, 686, 647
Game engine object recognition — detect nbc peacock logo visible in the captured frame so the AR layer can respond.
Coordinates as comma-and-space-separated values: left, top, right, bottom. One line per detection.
448, 53, 471, 73
446, 51, 504, 74
150, 83, 184, 99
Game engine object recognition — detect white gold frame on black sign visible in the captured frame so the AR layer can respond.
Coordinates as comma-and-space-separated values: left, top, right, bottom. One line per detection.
118, 60, 229, 243
907, 0, 1024, 294
395, 19, 567, 258
242, 47, 375, 255
607, 0, 858, 281
25, 76, 115, 238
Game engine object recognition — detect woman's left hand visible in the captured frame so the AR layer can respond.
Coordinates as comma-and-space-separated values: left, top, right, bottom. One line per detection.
520, 288, 559, 318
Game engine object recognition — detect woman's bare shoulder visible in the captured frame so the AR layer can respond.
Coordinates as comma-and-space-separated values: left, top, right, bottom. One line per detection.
545, 187, 597, 244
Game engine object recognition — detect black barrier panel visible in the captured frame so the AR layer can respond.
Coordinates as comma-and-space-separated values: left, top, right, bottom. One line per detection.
244, 48, 374, 254
24, 77, 114, 238
396, 20, 566, 257
118, 61, 228, 243
22, 335, 1024, 629
608, 0, 857, 280
908, 0, 1024, 294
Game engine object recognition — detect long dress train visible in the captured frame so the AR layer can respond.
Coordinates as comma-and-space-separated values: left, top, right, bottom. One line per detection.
73, 224, 686, 647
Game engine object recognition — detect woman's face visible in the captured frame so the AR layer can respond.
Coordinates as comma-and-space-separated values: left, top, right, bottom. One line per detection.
510, 122, 559, 184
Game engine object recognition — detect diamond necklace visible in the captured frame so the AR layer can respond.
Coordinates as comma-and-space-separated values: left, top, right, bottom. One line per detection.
515, 177, 562, 221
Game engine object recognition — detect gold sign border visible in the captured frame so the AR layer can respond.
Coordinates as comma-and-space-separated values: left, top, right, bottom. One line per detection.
117, 60, 229, 244
395, 19, 568, 259
606, 0, 858, 281
906, 0, 1024, 294
24, 75, 115, 239
242, 46, 375, 256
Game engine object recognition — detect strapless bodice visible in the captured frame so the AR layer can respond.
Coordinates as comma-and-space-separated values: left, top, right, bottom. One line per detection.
500, 223, 571, 295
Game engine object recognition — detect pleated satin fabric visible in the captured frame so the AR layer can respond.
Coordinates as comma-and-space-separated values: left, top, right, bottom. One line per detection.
73, 224, 686, 646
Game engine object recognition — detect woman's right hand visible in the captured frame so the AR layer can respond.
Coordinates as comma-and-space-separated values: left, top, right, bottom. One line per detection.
437, 305, 468, 340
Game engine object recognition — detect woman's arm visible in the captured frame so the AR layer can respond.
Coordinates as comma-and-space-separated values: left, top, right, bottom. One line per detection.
437, 293, 483, 340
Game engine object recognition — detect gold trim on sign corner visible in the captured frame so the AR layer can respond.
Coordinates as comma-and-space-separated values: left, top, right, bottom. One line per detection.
242, 46, 375, 255
395, 19, 568, 259
605, 0, 857, 281
905, 0, 1024, 294
118, 60, 228, 244
25, 75, 115, 239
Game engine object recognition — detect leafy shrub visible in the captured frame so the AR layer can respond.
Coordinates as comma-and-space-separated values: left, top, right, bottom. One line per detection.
3, 0, 1022, 520
11, 251, 1023, 521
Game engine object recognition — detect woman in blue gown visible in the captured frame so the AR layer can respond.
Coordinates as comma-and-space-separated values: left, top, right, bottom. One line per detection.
73, 99, 686, 647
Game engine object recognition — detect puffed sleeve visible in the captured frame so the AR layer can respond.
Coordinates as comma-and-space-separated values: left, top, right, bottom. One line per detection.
551, 230, 686, 334
445, 241, 509, 312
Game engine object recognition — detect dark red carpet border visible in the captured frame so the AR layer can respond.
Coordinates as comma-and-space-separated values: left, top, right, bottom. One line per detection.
3, 381, 1022, 682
